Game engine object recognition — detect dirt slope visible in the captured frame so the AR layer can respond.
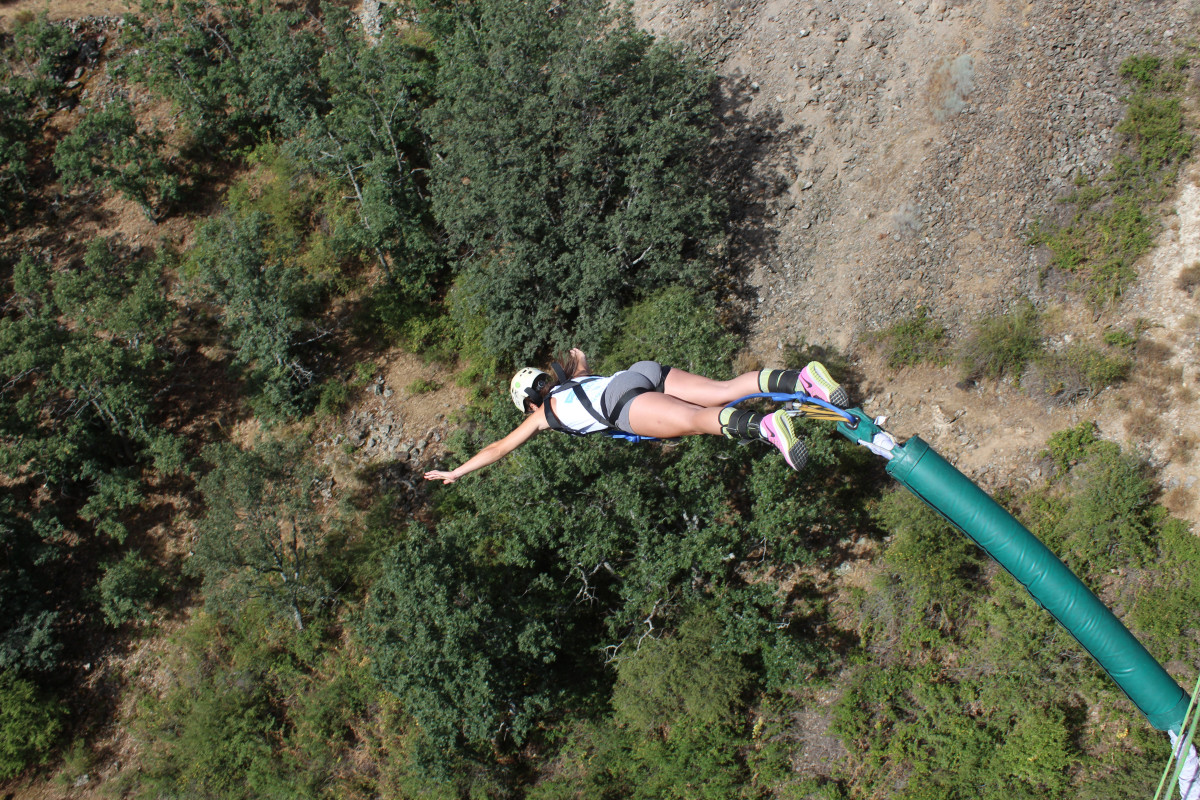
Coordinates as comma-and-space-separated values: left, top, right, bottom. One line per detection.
634, 0, 1200, 520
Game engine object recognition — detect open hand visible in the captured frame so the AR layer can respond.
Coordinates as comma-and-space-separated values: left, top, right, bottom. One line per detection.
424, 470, 458, 483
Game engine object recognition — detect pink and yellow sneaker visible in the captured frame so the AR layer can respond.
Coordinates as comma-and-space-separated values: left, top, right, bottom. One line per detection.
760, 410, 809, 471
799, 361, 850, 408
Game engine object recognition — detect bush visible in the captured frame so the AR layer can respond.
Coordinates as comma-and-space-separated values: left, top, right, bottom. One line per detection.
1031, 54, 1192, 304
1043, 421, 1099, 474
135, 606, 380, 799
957, 299, 1042, 382
0, 87, 32, 224
874, 306, 948, 368
0, 671, 63, 779
876, 490, 983, 618
53, 98, 179, 220
1023, 342, 1131, 403
98, 550, 166, 626
124, 0, 325, 147
598, 285, 738, 378
187, 210, 324, 418
1, 243, 180, 542
8, 11, 76, 108
427, 0, 725, 362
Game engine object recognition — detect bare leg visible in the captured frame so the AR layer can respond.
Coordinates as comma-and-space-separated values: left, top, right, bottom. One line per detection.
625, 393, 724, 438
661, 368, 761, 408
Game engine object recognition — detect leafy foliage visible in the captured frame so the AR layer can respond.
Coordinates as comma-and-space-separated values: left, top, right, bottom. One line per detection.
53, 98, 179, 220
0, 670, 63, 779
0, 242, 180, 541
135, 606, 380, 800
293, 4, 442, 302
1030, 55, 1192, 304
187, 204, 327, 418
6, 11, 77, 109
124, 0, 325, 147
598, 286, 740, 378
874, 305, 949, 368
363, 523, 599, 763
876, 490, 983, 619
426, 0, 725, 362
0, 502, 61, 673
957, 299, 1042, 382
191, 438, 338, 630
97, 550, 166, 626
0, 83, 32, 224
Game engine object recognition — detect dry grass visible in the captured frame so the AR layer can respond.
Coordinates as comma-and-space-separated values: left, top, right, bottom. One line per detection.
1167, 433, 1196, 465
1176, 262, 1200, 296
1124, 403, 1163, 441
1163, 486, 1195, 516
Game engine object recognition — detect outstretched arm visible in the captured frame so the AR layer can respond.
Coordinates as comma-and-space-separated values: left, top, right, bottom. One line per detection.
424, 407, 548, 483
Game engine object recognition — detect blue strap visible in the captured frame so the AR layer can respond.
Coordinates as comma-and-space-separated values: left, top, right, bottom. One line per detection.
726, 391, 855, 422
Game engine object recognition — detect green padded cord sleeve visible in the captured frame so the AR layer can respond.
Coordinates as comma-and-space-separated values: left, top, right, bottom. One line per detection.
836, 412, 1190, 732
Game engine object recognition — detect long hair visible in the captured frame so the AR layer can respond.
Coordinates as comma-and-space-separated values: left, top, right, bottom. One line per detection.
528, 350, 582, 409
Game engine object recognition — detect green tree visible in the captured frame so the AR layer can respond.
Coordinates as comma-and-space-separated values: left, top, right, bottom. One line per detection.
294, 4, 441, 296
363, 524, 597, 763
425, 0, 726, 361
0, 85, 31, 224
0, 670, 63, 779
187, 210, 325, 417
97, 550, 166, 626
0, 502, 61, 673
53, 98, 179, 220
124, 0, 325, 147
190, 438, 336, 630
0, 242, 180, 541
6, 11, 76, 110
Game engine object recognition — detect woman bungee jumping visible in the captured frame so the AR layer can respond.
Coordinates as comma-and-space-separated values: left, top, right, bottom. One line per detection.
422, 348, 848, 484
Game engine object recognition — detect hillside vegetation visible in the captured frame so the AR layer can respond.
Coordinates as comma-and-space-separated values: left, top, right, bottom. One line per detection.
1, 1, 1197, 797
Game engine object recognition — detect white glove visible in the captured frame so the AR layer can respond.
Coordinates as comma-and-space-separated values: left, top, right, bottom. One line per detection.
858, 431, 897, 460
1170, 730, 1200, 800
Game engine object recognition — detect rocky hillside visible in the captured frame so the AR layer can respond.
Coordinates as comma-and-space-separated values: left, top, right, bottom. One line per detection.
633, 0, 1200, 517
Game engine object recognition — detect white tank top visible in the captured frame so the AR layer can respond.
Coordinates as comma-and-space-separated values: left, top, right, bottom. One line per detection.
548, 374, 619, 434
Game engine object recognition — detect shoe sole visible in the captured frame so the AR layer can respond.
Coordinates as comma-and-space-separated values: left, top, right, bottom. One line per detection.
764, 412, 809, 471
801, 362, 850, 408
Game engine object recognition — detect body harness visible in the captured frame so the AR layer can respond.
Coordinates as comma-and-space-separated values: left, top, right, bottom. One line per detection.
542, 364, 654, 442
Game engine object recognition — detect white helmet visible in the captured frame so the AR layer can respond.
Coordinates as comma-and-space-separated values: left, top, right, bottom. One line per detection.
510, 367, 550, 412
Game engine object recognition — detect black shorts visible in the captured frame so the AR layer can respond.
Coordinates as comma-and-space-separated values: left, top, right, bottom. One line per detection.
602, 361, 671, 434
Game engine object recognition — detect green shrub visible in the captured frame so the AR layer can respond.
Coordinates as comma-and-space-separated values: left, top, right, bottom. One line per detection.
0, 87, 32, 224
0, 671, 62, 779
98, 550, 166, 626
876, 490, 983, 617
123, 0, 325, 147
187, 209, 324, 419
406, 377, 440, 395
957, 299, 1043, 382
1024, 342, 1131, 403
1038, 441, 1157, 578
8, 11, 76, 108
1103, 328, 1138, 348
599, 285, 738, 377
53, 99, 180, 220
427, 0, 725, 362
314, 378, 350, 418
874, 306, 948, 368
191, 438, 337, 630
1, 243, 180, 542
1044, 421, 1099, 474
134, 606, 378, 799
1031, 54, 1192, 304
612, 611, 751, 736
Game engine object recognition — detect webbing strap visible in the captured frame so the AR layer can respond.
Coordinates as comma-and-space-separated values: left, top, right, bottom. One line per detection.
546, 378, 649, 439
